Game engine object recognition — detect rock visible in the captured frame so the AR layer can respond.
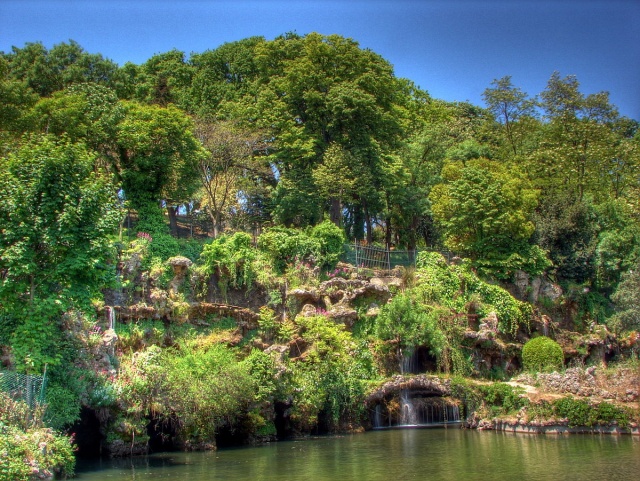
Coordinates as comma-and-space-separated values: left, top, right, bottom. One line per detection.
149, 288, 168, 316
288, 288, 321, 303
101, 328, 118, 347
479, 312, 498, 332
513, 270, 530, 300
328, 304, 359, 325
168, 255, 192, 271
370, 276, 402, 288
366, 303, 380, 317
300, 304, 318, 317
168, 256, 192, 297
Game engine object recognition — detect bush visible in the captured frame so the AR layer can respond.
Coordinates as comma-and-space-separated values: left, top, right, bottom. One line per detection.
200, 232, 258, 292
258, 226, 321, 273
0, 393, 75, 480
522, 336, 564, 372
553, 396, 594, 427
478, 382, 529, 415
308, 220, 345, 269
414, 251, 532, 336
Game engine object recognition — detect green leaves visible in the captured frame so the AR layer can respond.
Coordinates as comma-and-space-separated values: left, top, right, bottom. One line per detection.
429, 158, 546, 277
0, 135, 121, 371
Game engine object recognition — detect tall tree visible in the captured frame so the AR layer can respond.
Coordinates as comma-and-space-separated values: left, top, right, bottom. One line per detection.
194, 120, 270, 237
538, 72, 622, 201
482, 75, 537, 158
0, 135, 121, 372
2, 40, 120, 97
115, 102, 206, 234
429, 158, 547, 277
248, 33, 402, 236
0, 57, 38, 134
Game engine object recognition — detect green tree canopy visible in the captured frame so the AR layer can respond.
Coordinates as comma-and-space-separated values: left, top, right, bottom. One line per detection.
0, 135, 121, 371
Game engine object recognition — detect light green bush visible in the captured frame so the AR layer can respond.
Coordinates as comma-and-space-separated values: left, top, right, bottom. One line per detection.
522, 336, 564, 372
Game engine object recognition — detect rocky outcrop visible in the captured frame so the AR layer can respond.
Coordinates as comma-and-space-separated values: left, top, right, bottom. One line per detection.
511, 270, 563, 304
365, 374, 451, 404
168, 256, 192, 298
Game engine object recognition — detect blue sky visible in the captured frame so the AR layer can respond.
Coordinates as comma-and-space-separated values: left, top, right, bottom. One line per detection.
2, 0, 639, 119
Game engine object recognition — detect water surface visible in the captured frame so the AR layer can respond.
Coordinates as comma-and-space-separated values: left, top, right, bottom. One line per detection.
75, 428, 640, 481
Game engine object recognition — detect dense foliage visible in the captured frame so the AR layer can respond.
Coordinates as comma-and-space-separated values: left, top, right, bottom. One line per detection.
0, 34, 639, 471
522, 336, 564, 372
0, 393, 75, 480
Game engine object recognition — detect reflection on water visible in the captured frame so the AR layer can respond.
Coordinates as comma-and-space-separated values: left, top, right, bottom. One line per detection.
75, 429, 640, 481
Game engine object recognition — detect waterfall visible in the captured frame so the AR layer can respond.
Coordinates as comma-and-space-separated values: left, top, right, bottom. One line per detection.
400, 347, 417, 374
107, 306, 116, 330
373, 404, 383, 429
399, 391, 418, 425
372, 394, 463, 429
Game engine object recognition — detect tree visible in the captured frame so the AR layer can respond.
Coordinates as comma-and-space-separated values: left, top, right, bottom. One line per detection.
115, 102, 206, 235
248, 33, 402, 235
312, 143, 361, 226
429, 158, 548, 277
2, 40, 119, 97
0, 135, 121, 372
482, 76, 536, 158
0, 57, 38, 134
538, 72, 622, 201
134, 50, 194, 107
608, 262, 640, 334
188, 36, 265, 117
27, 83, 124, 162
194, 120, 270, 237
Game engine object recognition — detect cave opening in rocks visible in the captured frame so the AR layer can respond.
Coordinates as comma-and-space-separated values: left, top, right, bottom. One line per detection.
147, 416, 179, 453
215, 423, 249, 448
400, 346, 438, 374
71, 407, 105, 458
371, 392, 462, 428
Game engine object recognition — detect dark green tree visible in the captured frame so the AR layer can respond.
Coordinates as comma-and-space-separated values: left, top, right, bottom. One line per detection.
0, 135, 121, 372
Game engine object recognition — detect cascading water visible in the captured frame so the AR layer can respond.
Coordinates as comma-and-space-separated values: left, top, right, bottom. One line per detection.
106, 306, 116, 330
399, 347, 417, 375
372, 395, 462, 429
399, 390, 418, 426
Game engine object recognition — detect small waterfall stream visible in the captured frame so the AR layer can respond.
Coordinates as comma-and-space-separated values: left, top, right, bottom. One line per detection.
399, 347, 417, 375
373, 393, 461, 429
106, 306, 116, 330
399, 391, 418, 425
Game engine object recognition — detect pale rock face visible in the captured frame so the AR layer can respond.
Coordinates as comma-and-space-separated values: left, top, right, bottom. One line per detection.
168, 256, 193, 298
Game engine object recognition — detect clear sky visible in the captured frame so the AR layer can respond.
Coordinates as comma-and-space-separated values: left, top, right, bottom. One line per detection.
2, 0, 639, 119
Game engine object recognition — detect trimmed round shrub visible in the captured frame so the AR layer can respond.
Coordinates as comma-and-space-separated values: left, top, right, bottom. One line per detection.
522, 336, 564, 372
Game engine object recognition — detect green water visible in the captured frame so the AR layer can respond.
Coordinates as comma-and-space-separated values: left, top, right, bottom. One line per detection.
75, 429, 640, 481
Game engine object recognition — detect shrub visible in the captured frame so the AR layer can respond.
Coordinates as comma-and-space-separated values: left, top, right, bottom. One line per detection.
200, 232, 258, 292
414, 252, 532, 336
522, 336, 564, 372
308, 219, 345, 269
0, 393, 75, 480
258, 226, 321, 273
478, 382, 529, 415
553, 396, 594, 427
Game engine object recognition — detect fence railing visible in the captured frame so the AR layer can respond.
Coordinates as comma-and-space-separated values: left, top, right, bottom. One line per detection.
0, 369, 47, 409
341, 244, 455, 270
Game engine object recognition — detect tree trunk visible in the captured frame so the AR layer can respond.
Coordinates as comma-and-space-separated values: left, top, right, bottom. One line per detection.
385, 216, 392, 248
363, 201, 373, 244
167, 205, 179, 237
213, 211, 223, 238
329, 197, 342, 226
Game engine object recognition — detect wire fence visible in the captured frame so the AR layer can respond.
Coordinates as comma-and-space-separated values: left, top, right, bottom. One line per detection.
0, 369, 47, 409
342, 244, 455, 270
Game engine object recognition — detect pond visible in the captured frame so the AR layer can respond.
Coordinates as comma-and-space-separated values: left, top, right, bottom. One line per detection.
75, 428, 640, 481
